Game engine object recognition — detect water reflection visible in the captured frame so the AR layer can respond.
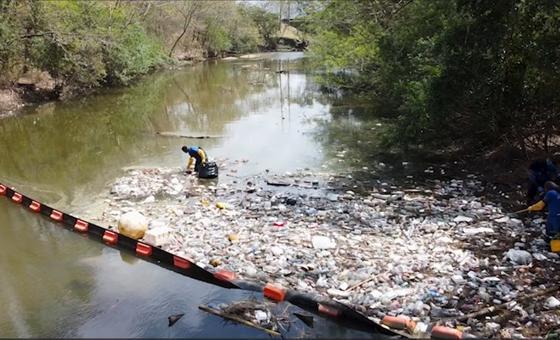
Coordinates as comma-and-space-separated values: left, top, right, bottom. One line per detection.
0, 199, 101, 337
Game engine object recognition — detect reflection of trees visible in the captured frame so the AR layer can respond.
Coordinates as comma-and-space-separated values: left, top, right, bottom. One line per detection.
162, 56, 318, 132
0, 72, 173, 205
161, 62, 280, 134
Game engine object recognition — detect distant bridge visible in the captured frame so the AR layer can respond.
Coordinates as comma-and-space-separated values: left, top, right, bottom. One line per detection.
274, 22, 308, 51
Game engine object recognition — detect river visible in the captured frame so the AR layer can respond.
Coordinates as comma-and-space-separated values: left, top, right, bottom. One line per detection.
0, 52, 388, 337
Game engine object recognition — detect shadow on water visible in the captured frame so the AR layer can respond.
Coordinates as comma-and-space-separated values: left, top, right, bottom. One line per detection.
314, 93, 528, 213
0, 53, 393, 337
315, 94, 473, 182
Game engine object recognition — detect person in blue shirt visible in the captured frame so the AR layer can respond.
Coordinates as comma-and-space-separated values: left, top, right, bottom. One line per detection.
181, 145, 207, 174
527, 158, 558, 205
527, 181, 560, 238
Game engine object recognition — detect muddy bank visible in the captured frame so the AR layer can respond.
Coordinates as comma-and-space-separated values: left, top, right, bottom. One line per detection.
84, 159, 560, 338
0, 66, 163, 118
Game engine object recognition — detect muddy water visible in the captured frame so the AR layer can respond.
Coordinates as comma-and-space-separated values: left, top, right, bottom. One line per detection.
0, 53, 380, 337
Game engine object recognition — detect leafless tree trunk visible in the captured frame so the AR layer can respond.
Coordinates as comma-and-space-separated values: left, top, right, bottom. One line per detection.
168, 1, 200, 58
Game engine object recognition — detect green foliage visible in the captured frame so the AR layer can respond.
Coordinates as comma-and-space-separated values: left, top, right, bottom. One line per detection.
240, 5, 278, 50
0, 3, 23, 82
311, 0, 560, 153
205, 20, 232, 57
229, 10, 263, 53
0, 0, 166, 90
202, 3, 265, 56
427, 0, 560, 151
102, 25, 165, 85
0, 0, 299, 96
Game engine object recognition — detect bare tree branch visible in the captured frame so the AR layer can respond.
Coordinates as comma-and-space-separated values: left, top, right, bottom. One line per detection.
168, 1, 200, 58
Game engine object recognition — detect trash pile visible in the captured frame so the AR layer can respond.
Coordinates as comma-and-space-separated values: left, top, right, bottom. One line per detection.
92, 162, 560, 338
200, 299, 284, 335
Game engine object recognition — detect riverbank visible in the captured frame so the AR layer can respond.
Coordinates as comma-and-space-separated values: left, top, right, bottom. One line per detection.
85, 161, 560, 338
0, 51, 291, 119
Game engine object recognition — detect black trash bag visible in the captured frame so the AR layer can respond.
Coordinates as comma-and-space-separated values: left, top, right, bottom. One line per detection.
198, 162, 219, 179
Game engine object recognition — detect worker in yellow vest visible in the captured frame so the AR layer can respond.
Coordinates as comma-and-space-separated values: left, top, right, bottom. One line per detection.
181, 145, 207, 174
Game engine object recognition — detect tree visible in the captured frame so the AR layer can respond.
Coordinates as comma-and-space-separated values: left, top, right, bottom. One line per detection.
0, 1, 165, 90
310, 0, 560, 154
168, 1, 201, 58
240, 5, 277, 50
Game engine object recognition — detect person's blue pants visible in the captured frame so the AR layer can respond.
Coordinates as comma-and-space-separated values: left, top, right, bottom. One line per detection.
193, 155, 203, 172
547, 214, 560, 237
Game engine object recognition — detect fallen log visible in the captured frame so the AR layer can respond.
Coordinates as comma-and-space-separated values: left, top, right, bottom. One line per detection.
156, 131, 223, 139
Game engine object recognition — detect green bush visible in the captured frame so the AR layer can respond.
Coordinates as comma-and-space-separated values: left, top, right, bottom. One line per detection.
0, 0, 166, 90
205, 21, 232, 57
310, 0, 560, 153
102, 25, 166, 85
